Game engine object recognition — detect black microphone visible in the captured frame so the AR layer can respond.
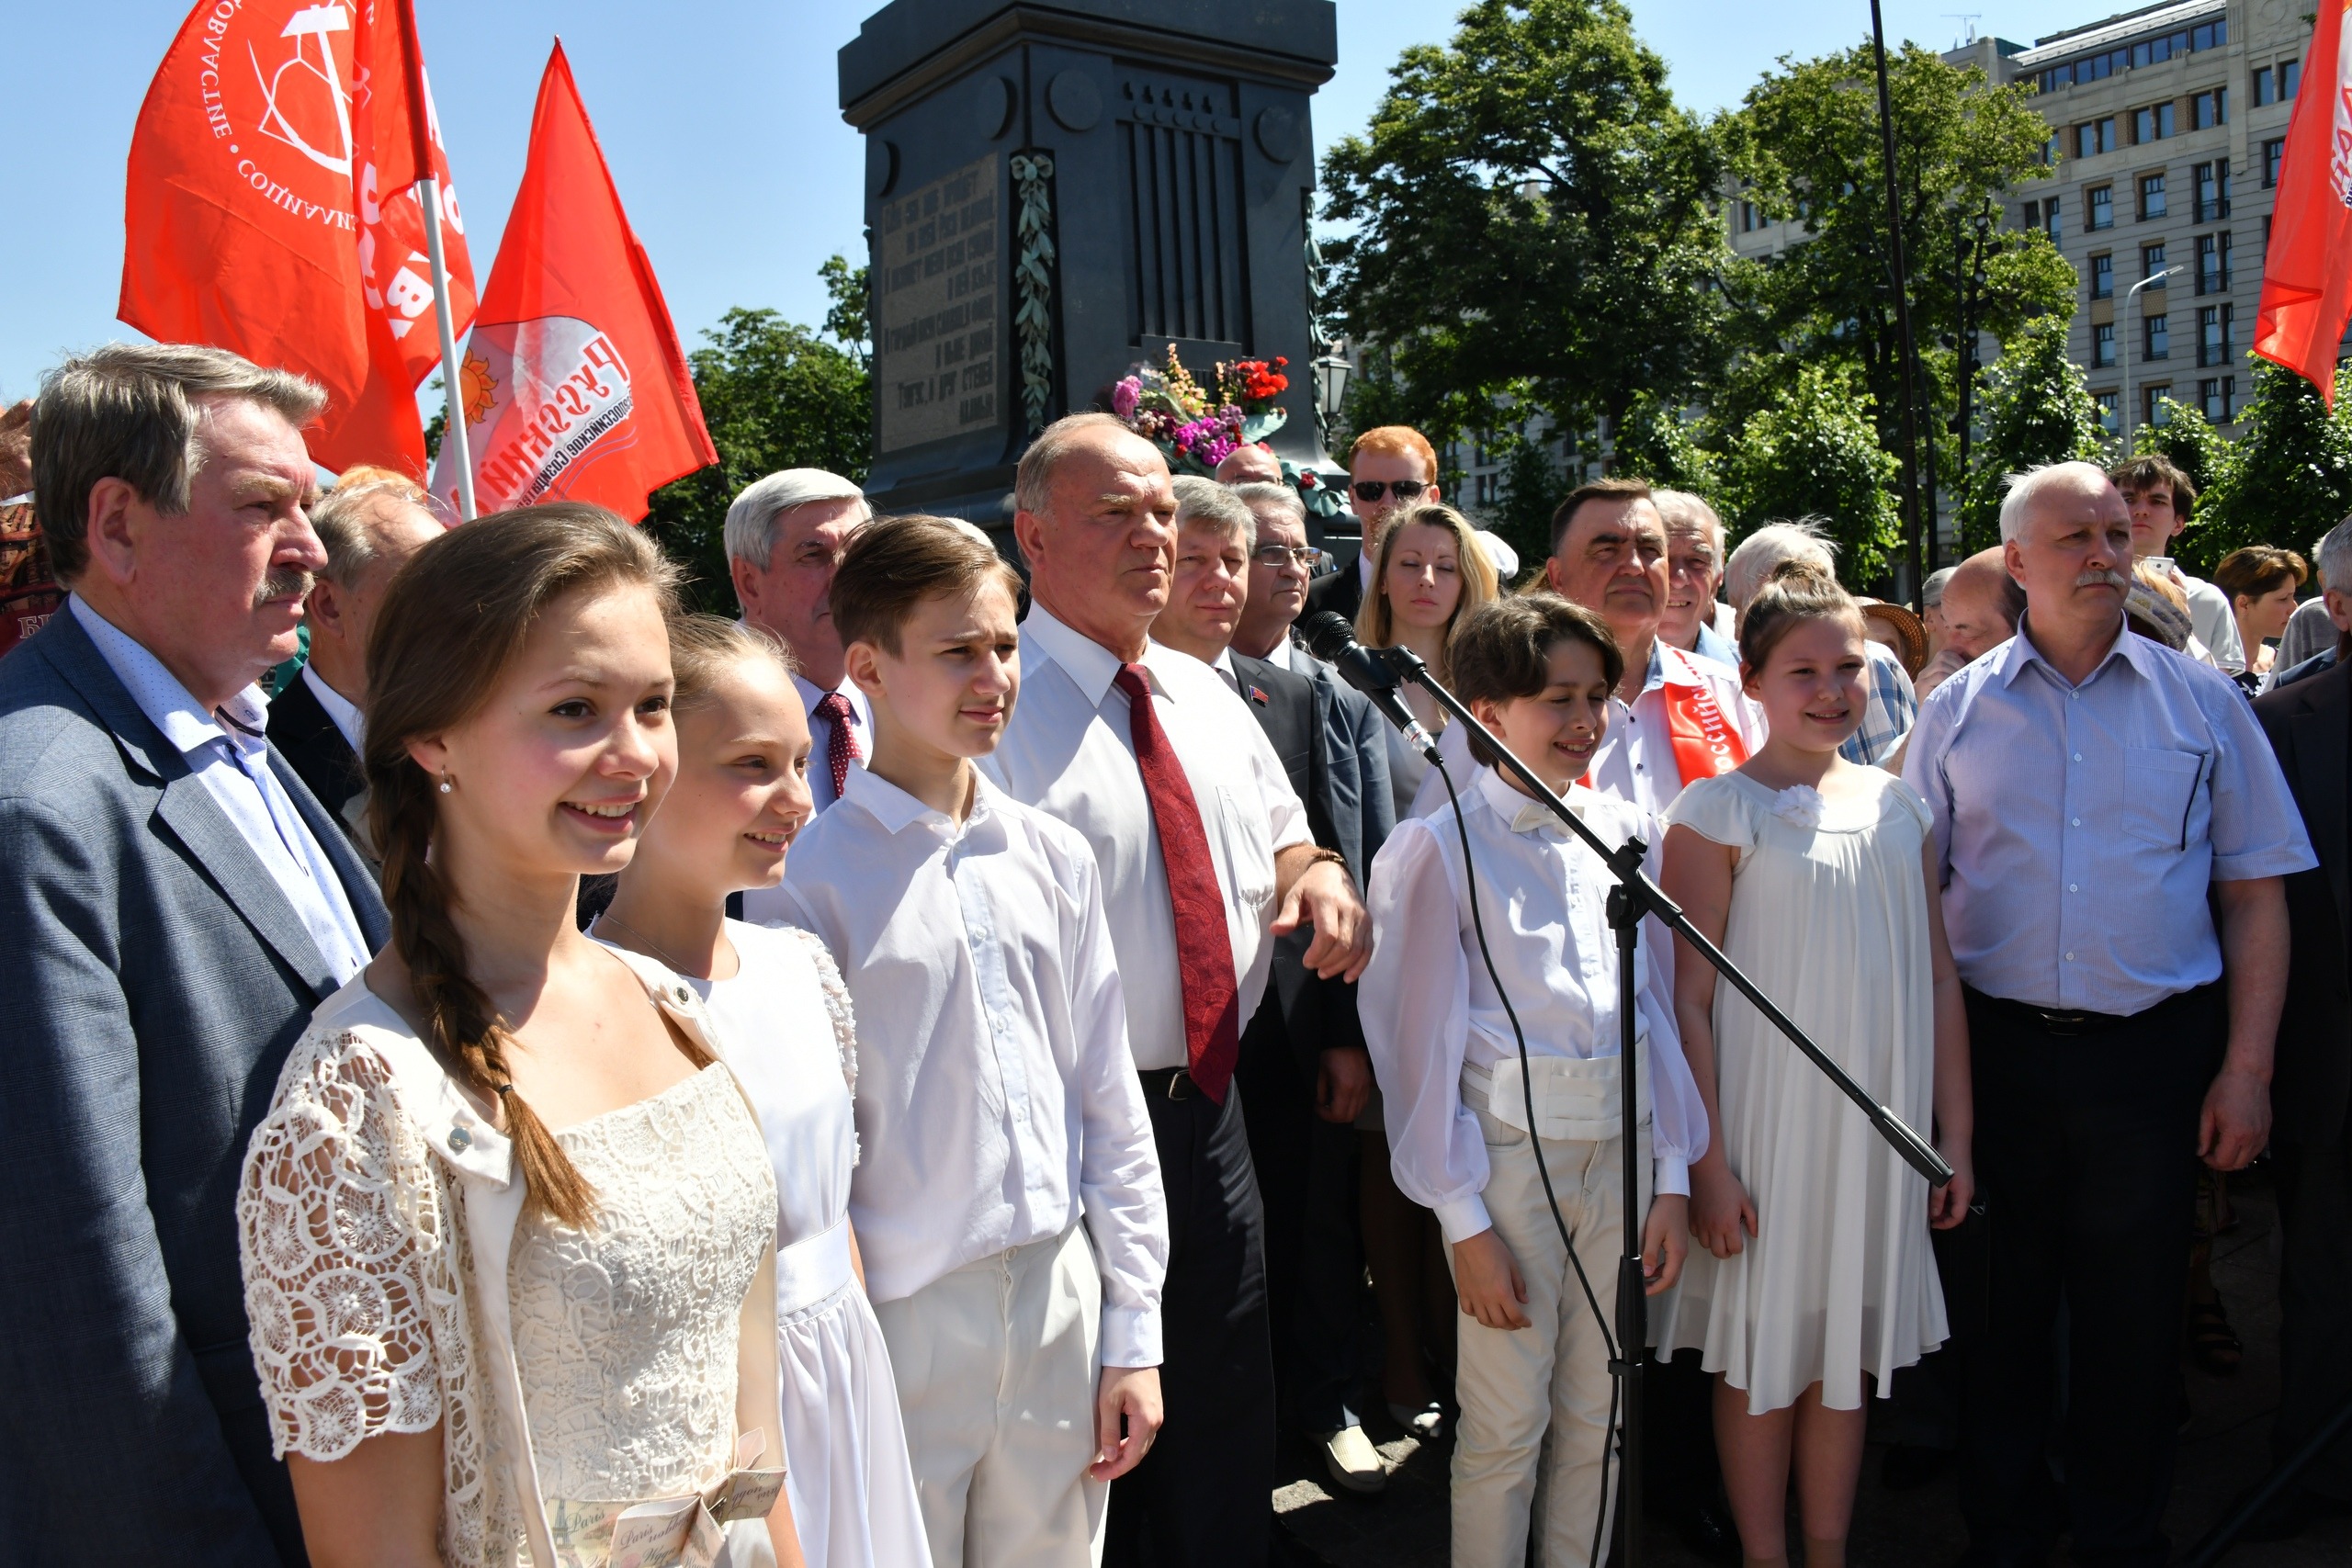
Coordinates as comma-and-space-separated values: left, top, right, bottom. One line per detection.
1300, 612, 1442, 763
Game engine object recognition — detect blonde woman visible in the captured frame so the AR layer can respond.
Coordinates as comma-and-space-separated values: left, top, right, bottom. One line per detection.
1353, 502, 1501, 822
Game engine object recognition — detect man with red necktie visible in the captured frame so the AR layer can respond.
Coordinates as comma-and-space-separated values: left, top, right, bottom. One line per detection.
727, 468, 872, 924
985, 414, 1372, 1567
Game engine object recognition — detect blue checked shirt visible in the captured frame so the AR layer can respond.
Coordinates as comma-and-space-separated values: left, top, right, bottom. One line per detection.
1840, 639, 1917, 769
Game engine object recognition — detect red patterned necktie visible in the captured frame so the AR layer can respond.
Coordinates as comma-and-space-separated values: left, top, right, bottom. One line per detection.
1114, 662, 1241, 1102
812, 691, 861, 800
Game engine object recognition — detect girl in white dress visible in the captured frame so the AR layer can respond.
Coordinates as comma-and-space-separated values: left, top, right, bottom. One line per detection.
1656, 561, 1974, 1568
592, 615, 931, 1568
237, 506, 806, 1567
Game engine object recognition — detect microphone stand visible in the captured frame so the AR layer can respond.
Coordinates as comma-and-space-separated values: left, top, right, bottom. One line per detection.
1375, 641, 1953, 1567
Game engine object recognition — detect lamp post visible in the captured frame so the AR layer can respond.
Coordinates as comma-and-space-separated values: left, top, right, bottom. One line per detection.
2120, 264, 2185, 450
1313, 338, 1353, 444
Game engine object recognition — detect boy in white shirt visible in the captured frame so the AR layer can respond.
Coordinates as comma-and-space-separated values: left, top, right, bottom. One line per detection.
1360, 592, 1706, 1567
776, 515, 1169, 1568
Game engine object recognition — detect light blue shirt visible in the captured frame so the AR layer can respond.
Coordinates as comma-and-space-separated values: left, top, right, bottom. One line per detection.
1902, 615, 2314, 1015
70, 596, 370, 983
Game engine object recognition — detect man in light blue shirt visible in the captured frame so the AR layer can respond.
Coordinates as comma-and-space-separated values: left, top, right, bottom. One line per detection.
1904, 460, 2312, 1568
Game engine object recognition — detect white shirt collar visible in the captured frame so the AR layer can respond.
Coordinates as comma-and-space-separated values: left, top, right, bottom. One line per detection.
1473, 764, 1595, 837
1023, 600, 1181, 706
2001, 612, 2153, 689
839, 760, 998, 840
69, 593, 266, 760
301, 662, 364, 750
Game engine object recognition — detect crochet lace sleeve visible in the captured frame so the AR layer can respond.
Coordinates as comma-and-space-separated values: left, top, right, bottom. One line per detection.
238, 1027, 446, 1462
790, 927, 861, 1100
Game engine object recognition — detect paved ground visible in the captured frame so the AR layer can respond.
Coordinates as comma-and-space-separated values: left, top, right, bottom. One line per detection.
1270, 1165, 2352, 1565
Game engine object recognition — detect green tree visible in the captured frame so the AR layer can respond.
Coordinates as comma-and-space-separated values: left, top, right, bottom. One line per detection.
1320, 0, 1732, 457
643, 298, 871, 611
1957, 314, 2105, 553
2196, 358, 2352, 570
1720, 360, 1902, 582
1492, 427, 1566, 571
1611, 389, 1724, 506
820, 254, 872, 370
1724, 41, 2075, 546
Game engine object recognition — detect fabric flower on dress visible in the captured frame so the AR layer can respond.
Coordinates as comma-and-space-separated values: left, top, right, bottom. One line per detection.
1770, 784, 1825, 829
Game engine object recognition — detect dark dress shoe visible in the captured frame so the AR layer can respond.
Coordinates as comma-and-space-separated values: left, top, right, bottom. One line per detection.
1675, 1494, 1742, 1564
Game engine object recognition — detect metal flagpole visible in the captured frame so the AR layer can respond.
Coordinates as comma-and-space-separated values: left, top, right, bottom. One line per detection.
417, 175, 476, 522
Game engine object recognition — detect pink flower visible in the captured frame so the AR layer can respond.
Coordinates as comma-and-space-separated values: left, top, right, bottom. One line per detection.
1112, 377, 1141, 421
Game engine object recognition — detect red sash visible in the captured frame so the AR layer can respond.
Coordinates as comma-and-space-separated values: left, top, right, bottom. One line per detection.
1658, 665, 1747, 787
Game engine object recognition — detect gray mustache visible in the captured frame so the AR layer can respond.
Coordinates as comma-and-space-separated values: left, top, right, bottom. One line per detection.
2075, 569, 2132, 590
256, 568, 315, 606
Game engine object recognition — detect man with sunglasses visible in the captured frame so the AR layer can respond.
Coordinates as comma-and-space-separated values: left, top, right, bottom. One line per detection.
1305, 426, 1442, 626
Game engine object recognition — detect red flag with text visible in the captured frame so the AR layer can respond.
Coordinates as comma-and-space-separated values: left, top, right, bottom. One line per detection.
119, 0, 476, 472
2255, 0, 2352, 403
429, 43, 714, 521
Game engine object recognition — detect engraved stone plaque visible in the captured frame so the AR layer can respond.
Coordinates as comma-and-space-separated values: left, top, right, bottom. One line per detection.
874, 155, 1003, 456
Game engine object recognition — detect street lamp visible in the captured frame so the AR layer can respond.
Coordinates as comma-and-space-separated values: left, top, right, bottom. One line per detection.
1313, 339, 1353, 424
2120, 265, 2186, 450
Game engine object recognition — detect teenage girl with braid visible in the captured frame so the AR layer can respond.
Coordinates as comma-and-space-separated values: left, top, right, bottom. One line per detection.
236, 506, 808, 1568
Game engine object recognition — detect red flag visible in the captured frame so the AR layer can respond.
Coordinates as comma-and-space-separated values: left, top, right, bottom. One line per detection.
2255, 0, 2352, 403
119, 0, 475, 472
430, 44, 715, 521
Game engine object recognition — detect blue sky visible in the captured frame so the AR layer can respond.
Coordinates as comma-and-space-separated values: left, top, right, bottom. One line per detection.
1, 0, 2064, 405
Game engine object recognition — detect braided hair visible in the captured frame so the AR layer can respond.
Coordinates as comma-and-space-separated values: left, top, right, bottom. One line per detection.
362, 503, 689, 1226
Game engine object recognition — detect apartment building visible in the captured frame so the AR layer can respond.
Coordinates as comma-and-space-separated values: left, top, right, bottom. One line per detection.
1730, 0, 2315, 446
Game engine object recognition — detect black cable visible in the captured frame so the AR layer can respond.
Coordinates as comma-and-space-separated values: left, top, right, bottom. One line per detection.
1432, 753, 1622, 1568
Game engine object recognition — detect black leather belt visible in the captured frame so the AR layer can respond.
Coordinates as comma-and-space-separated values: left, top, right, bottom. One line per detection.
1136, 1067, 1199, 1101
1969, 990, 2136, 1038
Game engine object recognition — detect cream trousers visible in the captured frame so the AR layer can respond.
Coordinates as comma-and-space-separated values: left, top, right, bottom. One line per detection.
1447, 1095, 1649, 1568
871, 1225, 1105, 1568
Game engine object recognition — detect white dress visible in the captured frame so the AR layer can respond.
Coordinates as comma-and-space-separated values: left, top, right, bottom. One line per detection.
1652, 770, 1948, 1414
690, 920, 931, 1568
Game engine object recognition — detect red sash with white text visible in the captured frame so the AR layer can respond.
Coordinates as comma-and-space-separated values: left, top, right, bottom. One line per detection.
1658, 657, 1747, 787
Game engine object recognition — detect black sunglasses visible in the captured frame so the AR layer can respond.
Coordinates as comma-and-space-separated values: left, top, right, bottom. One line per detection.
1351, 479, 1429, 503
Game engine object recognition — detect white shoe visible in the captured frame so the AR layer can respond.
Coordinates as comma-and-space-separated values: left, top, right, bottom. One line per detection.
1386, 1399, 1444, 1440
1320, 1424, 1387, 1494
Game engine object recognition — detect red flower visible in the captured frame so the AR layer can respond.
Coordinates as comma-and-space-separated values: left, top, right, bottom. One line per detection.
1299, 470, 1318, 488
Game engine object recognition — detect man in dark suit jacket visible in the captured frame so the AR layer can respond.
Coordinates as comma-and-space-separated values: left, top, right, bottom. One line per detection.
2254, 615, 2352, 1539
1160, 477, 1397, 1494
266, 471, 444, 839
0, 345, 390, 1566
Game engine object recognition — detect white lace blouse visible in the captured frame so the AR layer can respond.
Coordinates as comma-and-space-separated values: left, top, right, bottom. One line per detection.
237, 949, 780, 1568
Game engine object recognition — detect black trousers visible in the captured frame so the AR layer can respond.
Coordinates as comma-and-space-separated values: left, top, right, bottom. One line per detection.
1959, 984, 2222, 1568
2273, 1123, 2352, 1500
1104, 1076, 1275, 1568
1235, 1017, 1365, 1437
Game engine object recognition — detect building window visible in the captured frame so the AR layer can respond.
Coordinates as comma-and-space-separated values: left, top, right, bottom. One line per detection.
2200, 376, 2239, 421
2192, 88, 2228, 129
2045, 197, 2063, 241
2043, 132, 2061, 165
2091, 253, 2115, 299
2146, 314, 2170, 360
2096, 389, 2120, 434
2192, 159, 2231, 220
2255, 66, 2275, 106
1476, 472, 1498, 508
2143, 242, 2168, 279
2194, 18, 2225, 50
2283, 59, 2302, 98
2078, 118, 2118, 158
2022, 198, 2041, 231
2146, 386, 2174, 427
2196, 231, 2232, 294
2139, 173, 2167, 220
2265, 138, 2287, 187
2094, 322, 2118, 367
2089, 185, 2114, 230
2136, 103, 2177, 142
2199, 303, 2235, 367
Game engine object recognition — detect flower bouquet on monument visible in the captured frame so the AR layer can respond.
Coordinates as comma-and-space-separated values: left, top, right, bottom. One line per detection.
1109, 344, 1288, 476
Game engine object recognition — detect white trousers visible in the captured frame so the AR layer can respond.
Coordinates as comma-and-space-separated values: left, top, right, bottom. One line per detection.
1447, 1100, 1648, 1568
871, 1226, 1105, 1568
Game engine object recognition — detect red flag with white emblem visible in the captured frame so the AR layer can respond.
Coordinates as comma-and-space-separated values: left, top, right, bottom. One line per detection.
119, 0, 475, 471
428, 43, 714, 522
2254, 0, 2352, 403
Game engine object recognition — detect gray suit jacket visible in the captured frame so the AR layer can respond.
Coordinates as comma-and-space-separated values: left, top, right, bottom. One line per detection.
0, 607, 390, 1566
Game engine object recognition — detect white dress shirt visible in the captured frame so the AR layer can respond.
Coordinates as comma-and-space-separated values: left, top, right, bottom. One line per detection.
300, 661, 363, 750
72, 596, 369, 982
1360, 767, 1705, 1244
2179, 572, 2246, 675
1588, 638, 1767, 817
775, 767, 1169, 1366
980, 604, 1312, 1072
1903, 616, 2313, 1015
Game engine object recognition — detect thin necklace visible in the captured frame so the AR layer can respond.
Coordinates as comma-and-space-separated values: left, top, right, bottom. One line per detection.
591, 910, 707, 980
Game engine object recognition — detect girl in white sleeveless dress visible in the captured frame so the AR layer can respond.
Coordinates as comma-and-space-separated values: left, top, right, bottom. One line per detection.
592, 615, 931, 1568
1656, 562, 1974, 1568
237, 508, 805, 1566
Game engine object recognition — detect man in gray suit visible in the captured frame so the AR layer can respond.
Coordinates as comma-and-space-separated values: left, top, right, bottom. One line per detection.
0, 344, 388, 1565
